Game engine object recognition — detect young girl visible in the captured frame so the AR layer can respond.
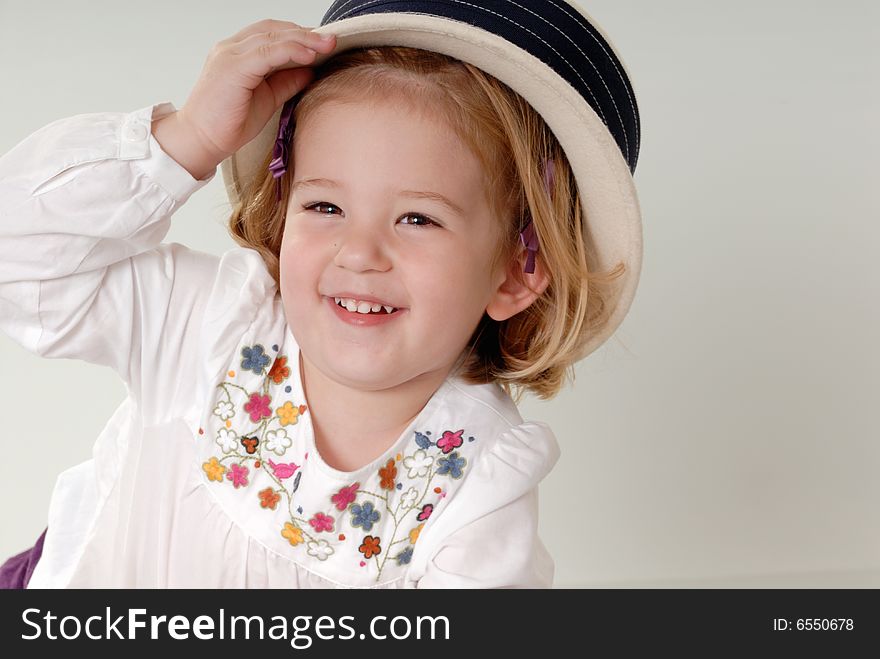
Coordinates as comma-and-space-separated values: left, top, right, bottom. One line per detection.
0, 1, 642, 588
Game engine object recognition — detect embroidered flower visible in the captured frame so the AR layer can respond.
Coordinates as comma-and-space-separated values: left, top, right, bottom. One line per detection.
213, 400, 235, 421
409, 523, 424, 545
307, 538, 335, 561
359, 535, 381, 559
309, 512, 335, 533
417, 503, 433, 522
350, 501, 381, 532
276, 401, 304, 427
241, 344, 271, 375
226, 463, 249, 488
378, 459, 397, 490
244, 393, 272, 423
403, 449, 434, 479
281, 522, 304, 546
268, 355, 291, 384
436, 429, 464, 454
331, 482, 360, 511
240, 436, 259, 455
202, 457, 226, 482
400, 487, 419, 510
267, 459, 299, 479
264, 428, 292, 456
215, 428, 238, 454
395, 546, 414, 565
258, 487, 281, 510
436, 451, 467, 479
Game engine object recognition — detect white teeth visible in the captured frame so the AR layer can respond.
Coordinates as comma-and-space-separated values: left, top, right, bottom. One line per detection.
333, 297, 397, 314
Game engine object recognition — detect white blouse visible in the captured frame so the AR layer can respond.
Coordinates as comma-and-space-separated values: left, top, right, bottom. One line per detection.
0, 102, 560, 588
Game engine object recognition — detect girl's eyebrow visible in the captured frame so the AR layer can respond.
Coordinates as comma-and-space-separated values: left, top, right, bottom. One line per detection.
292, 177, 465, 217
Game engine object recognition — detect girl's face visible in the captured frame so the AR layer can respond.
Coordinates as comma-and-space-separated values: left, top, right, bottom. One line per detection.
279, 97, 508, 391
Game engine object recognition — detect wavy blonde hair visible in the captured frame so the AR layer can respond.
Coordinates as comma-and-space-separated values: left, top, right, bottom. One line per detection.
228, 46, 625, 404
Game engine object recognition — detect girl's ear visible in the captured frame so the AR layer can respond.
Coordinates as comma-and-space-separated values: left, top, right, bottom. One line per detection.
485, 250, 551, 322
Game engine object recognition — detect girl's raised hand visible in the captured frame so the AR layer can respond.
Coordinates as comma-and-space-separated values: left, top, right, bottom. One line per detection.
153, 19, 335, 180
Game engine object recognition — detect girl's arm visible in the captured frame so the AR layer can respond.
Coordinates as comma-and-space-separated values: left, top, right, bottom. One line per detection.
0, 102, 219, 424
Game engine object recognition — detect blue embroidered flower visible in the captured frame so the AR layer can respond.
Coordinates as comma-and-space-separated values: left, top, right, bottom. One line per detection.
241, 345, 271, 375
436, 451, 467, 479
395, 546, 414, 566
350, 501, 381, 532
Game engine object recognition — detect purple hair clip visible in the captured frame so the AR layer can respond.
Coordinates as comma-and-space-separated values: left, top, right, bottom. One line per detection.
520, 157, 554, 274
269, 97, 298, 203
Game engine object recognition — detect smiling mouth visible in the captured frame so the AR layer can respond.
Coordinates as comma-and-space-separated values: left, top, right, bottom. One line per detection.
333, 297, 400, 315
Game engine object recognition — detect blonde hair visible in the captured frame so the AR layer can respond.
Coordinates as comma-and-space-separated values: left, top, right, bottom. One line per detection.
228, 46, 625, 404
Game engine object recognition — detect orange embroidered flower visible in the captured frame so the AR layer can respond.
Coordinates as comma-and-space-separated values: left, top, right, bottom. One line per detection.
269, 356, 291, 384
378, 459, 397, 490
359, 535, 382, 559
409, 522, 424, 545
258, 487, 281, 510
202, 457, 226, 482
281, 522, 304, 546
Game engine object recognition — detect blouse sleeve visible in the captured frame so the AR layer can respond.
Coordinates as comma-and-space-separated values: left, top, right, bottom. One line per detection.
411, 420, 561, 589
0, 102, 220, 424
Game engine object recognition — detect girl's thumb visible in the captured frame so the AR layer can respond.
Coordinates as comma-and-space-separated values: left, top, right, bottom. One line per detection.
265, 67, 316, 107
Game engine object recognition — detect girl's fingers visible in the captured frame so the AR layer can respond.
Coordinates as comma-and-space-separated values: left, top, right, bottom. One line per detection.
222, 18, 306, 45
231, 27, 332, 56
230, 30, 334, 83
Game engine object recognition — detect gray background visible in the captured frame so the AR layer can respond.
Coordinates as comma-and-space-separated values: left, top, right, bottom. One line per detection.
1, 0, 877, 587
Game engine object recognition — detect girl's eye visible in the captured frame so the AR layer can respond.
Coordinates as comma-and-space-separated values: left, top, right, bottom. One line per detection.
302, 202, 438, 228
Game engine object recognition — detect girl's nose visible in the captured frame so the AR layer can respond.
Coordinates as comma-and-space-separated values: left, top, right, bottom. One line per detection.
331, 221, 392, 272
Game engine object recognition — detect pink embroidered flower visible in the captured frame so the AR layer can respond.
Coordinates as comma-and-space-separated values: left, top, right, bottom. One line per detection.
244, 393, 272, 423
436, 429, 464, 454
417, 503, 433, 522
267, 459, 300, 479
309, 512, 335, 533
226, 463, 249, 488
331, 482, 360, 511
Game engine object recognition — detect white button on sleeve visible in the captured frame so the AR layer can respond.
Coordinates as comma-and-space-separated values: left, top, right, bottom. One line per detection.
123, 122, 148, 142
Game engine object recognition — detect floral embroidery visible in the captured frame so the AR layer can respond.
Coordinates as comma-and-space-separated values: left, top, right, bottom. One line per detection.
400, 487, 419, 509
350, 501, 381, 532
268, 356, 291, 384
259, 487, 281, 510
359, 536, 381, 559
203, 339, 479, 583
202, 457, 226, 482
282, 522, 304, 546
395, 546, 413, 565
264, 428, 291, 455
216, 428, 238, 454
244, 393, 272, 423
307, 539, 335, 561
403, 449, 433, 479
213, 400, 235, 421
241, 344, 271, 375
227, 464, 249, 488
436, 451, 467, 479
436, 429, 464, 454
331, 483, 359, 511
378, 459, 397, 490
276, 401, 306, 427
309, 512, 335, 533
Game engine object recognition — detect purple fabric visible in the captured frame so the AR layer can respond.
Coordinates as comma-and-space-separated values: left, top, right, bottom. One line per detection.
0, 528, 46, 589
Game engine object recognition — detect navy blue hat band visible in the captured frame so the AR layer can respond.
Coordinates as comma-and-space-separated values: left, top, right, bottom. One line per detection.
321, 0, 641, 173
